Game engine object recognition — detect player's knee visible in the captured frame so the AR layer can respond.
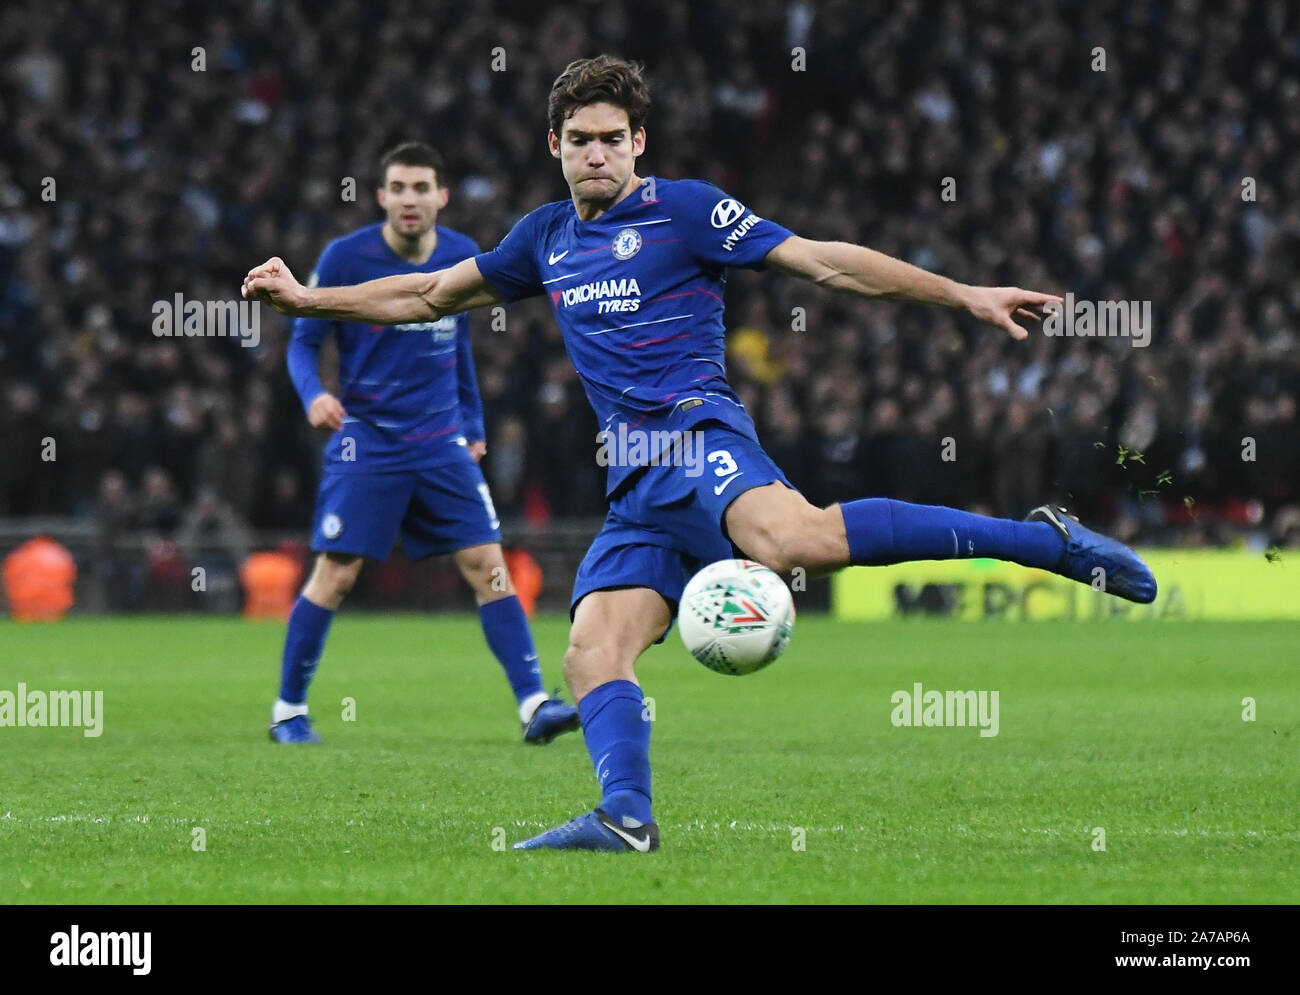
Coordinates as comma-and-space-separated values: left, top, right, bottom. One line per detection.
456, 545, 509, 597
743, 506, 841, 576
798, 506, 849, 571
564, 633, 602, 669
314, 555, 361, 603
563, 631, 629, 689
456, 545, 492, 574
333, 572, 360, 601
562, 637, 601, 686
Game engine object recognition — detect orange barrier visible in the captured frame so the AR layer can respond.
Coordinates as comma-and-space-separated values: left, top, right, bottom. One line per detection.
2, 536, 77, 621
504, 548, 543, 618
239, 551, 304, 619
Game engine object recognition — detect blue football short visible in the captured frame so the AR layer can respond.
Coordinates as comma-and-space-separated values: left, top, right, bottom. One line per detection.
571, 421, 795, 638
311, 449, 501, 561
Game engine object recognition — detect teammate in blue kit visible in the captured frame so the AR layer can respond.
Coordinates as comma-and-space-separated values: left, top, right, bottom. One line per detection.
269, 141, 578, 747
245, 59, 1156, 848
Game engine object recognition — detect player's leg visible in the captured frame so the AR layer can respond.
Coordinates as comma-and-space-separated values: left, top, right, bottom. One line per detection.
563, 587, 669, 826
562, 586, 670, 699
724, 484, 1155, 602
405, 456, 577, 741
514, 503, 691, 852
302, 550, 365, 609
270, 471, 410, 744
451, 540, 579, 743
513, 585, 670, 853
270, 552, 362, 743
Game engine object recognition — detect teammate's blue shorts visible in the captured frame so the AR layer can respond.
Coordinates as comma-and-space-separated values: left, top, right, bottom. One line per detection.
571, 421, 795, 637
311, 450, 501, 561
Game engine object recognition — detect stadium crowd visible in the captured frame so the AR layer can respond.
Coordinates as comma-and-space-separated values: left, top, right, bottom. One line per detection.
2, 0, 1298, 558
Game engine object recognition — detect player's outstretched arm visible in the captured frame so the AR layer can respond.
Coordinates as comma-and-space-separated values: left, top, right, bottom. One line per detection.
241, 256, 504, 325
764, 235, 1062, 340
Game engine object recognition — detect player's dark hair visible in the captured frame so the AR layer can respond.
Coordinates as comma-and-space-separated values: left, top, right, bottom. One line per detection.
379, 141, 446, 186
548, 55, 651, 137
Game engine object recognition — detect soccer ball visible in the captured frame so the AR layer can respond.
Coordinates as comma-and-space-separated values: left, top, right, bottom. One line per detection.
678, 559, 795, 676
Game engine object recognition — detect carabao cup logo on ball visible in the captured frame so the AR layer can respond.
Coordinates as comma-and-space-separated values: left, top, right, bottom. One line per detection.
678, 559, 795, 676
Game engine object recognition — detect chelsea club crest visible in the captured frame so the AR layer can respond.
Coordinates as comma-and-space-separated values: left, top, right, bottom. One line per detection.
612, 227, 642, 260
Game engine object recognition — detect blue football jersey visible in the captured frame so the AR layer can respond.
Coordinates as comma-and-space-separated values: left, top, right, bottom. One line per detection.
475, 177, 793, 494
288, 223, 485, 474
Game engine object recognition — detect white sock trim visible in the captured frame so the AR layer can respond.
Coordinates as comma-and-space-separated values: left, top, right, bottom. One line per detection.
519, 691, 549, 724
273, 699, 309, 724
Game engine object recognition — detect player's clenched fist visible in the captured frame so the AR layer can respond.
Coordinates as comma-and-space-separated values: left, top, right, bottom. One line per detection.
307, 392, 347, 432
242, 257, 309, 315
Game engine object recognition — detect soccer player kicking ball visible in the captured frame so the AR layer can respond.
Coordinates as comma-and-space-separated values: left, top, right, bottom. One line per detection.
268, 142, 579, 746
245, 59, 1156, 848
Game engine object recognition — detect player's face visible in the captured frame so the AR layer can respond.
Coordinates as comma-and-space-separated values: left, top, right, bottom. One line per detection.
377, 165, 448, 237
549, 102, 645, 209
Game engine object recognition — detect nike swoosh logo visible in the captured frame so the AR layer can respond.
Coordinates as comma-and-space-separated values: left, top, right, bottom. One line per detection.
548, 250, 569, 265
603, 819, 653, 853
713, 472, 743, 496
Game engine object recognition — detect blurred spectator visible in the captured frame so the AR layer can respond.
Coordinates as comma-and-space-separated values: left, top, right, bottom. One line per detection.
138, 467, 182, 536
89, 468, 145, 611
177, 486, 253, 612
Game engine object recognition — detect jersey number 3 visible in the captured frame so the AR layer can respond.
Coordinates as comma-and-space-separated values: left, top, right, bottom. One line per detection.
708, 449, 743, 497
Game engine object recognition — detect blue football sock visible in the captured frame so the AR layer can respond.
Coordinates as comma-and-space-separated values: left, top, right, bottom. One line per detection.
579, 680, 653, 825
840, 498, 1064, 569
278, 595, 334, 704
478, 595, 545, 705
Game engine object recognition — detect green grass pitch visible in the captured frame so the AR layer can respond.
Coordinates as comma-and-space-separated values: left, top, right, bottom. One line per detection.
1, 616, 1295, 904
